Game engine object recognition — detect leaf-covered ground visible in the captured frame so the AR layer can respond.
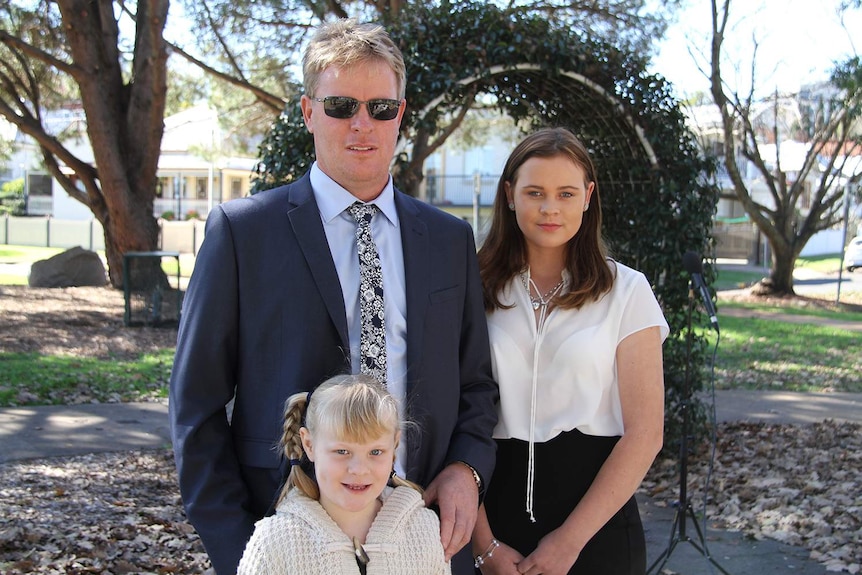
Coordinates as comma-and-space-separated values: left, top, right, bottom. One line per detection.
1, 420, 859, 574
0, 450, 211, 574
642, 420, 862, 574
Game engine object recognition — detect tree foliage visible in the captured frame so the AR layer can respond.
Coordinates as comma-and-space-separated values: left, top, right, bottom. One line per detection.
0, 0, 714, 444
0, 177, 25, 215
168, 0, 681, 125
709, 0, 862, 295
180, 0, 684, 199
165, 63, 274, 156
0, 0, 170, 287
254, 0, 718, 449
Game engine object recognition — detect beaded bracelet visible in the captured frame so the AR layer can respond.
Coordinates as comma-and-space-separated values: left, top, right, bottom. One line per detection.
474, 539, 500, 569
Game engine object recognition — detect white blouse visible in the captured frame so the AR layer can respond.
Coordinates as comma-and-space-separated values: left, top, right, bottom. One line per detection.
488, 261, 670, 442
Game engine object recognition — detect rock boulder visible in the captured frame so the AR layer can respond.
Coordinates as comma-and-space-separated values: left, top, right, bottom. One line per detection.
29, 246, 108, 288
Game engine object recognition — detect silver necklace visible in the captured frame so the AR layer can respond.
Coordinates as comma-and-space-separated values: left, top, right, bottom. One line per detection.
520, 273, 565, 310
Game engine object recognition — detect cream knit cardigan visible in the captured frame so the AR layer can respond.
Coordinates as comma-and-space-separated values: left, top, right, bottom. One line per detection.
237, 485, 451, 575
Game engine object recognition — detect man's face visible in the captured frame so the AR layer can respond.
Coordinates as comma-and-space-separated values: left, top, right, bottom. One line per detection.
300, 59, 405, 201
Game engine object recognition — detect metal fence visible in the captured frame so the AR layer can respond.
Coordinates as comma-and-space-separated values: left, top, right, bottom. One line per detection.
1, 215, 206, 255
9, 203, 841, 263
424, 173, 498, 207
2, 213, 767, 261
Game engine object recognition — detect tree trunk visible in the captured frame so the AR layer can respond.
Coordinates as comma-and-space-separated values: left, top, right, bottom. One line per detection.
55, 0, 170, 289
100, 200, 163, 289
753, 242, 797, 295
394, 157, 425, 197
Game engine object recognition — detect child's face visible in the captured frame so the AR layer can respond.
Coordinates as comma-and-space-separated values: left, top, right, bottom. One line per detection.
300, 426, 398, 519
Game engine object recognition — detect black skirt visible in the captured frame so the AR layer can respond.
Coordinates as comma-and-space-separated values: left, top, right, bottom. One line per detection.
482, 428, 645, 575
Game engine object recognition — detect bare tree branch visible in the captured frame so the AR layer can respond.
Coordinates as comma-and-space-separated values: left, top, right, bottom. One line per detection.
708, 0, 860, 293
0, 30, 77, 77
166, 41, 287, 113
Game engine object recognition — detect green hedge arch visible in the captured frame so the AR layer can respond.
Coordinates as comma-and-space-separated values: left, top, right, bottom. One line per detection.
252, 1, 719, 451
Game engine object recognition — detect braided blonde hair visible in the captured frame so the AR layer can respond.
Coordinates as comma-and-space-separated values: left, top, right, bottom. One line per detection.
277, 374, 421, 505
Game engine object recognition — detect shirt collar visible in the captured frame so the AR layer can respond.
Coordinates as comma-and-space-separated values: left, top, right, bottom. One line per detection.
310, 162, 398, 227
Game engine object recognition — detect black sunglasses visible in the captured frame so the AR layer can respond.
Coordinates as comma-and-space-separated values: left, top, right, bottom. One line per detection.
312, 96, 402, 121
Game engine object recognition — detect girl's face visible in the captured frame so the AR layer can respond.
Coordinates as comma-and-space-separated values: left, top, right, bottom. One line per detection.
300, 426, 398, 520
506, 155, 594, 262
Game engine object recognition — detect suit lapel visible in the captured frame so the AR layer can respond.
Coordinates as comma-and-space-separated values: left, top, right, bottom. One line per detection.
396, 193, 430, 478
287, 177, 349, 349
396, 192, 430, 388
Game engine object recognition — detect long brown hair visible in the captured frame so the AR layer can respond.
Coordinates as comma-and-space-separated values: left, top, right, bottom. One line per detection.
478, 127, 614, 311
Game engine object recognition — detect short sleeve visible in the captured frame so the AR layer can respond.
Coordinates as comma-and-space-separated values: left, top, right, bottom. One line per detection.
617, 269, 670, 344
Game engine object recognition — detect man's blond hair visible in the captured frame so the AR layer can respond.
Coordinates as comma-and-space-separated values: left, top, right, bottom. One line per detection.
302, 18, 406, 99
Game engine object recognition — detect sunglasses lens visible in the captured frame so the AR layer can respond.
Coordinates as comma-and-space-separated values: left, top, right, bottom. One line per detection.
367, 100, 401, 121
320, 97, 401, 120
323, 97, 359, 119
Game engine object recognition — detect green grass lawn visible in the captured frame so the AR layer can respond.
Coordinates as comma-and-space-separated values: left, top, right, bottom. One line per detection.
0, 273, 26, 285
714, 268, 766, 290
712, 255, 845, 290
0, 350, 173, 406
0, 246, 64, 284
0, 245, 65, 262
713, 305, 861, 392
795, 254, 844, 274
1, 247, 859, 406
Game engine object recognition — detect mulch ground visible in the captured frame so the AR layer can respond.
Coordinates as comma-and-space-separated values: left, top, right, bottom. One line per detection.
1, 420, 860, 574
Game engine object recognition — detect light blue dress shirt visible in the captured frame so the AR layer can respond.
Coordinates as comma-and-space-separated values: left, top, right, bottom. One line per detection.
310, 163, 409, 475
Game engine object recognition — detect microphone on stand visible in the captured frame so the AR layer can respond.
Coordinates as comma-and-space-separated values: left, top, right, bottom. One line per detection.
682, 251, 719, 333
650, 252, 731, 575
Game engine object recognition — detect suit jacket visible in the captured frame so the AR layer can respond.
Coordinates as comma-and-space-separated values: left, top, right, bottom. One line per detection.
169, 173, 498, 575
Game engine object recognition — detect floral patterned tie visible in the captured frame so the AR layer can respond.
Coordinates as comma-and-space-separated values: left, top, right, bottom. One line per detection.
348, 202, 387, 385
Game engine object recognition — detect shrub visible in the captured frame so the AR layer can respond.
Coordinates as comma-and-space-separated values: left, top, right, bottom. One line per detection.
0, 179, 25, 216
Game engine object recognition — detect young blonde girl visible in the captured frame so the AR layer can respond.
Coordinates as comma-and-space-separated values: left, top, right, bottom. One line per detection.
238, 374, 451, 575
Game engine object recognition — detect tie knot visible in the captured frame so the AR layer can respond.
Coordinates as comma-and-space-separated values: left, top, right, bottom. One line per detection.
348, 202, 378, 226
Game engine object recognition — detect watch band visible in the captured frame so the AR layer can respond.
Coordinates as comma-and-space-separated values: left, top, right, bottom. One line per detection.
458, 461, 482, 489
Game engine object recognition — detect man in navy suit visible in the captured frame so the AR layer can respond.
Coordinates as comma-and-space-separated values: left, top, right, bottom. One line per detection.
169, 18, 498, 575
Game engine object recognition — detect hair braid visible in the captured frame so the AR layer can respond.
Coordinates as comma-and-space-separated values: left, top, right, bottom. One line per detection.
276, 392, 319, 505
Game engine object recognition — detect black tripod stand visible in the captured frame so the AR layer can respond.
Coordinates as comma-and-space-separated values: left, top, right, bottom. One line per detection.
646, 283, 730, 575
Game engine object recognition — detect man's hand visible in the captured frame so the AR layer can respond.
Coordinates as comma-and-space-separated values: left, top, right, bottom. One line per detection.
423, 463, 479, 560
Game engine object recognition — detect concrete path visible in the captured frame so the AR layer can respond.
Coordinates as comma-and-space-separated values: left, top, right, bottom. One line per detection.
0, 400, 171, 464
4, 391, 859, 464
711, 389, 862, 424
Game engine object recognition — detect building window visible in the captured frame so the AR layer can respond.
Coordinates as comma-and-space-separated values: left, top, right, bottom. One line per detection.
800, 180, 812, 209
231, 177, 243, 199
28, 174, 52, 196
156, 177, 171, 198
196, 178, 207, 199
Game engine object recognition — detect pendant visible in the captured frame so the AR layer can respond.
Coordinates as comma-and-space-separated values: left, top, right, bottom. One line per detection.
531, 300, 541, 310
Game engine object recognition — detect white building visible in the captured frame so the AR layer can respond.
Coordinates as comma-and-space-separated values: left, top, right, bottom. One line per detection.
683, 99, 861, 257
1, 104, 258, 220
